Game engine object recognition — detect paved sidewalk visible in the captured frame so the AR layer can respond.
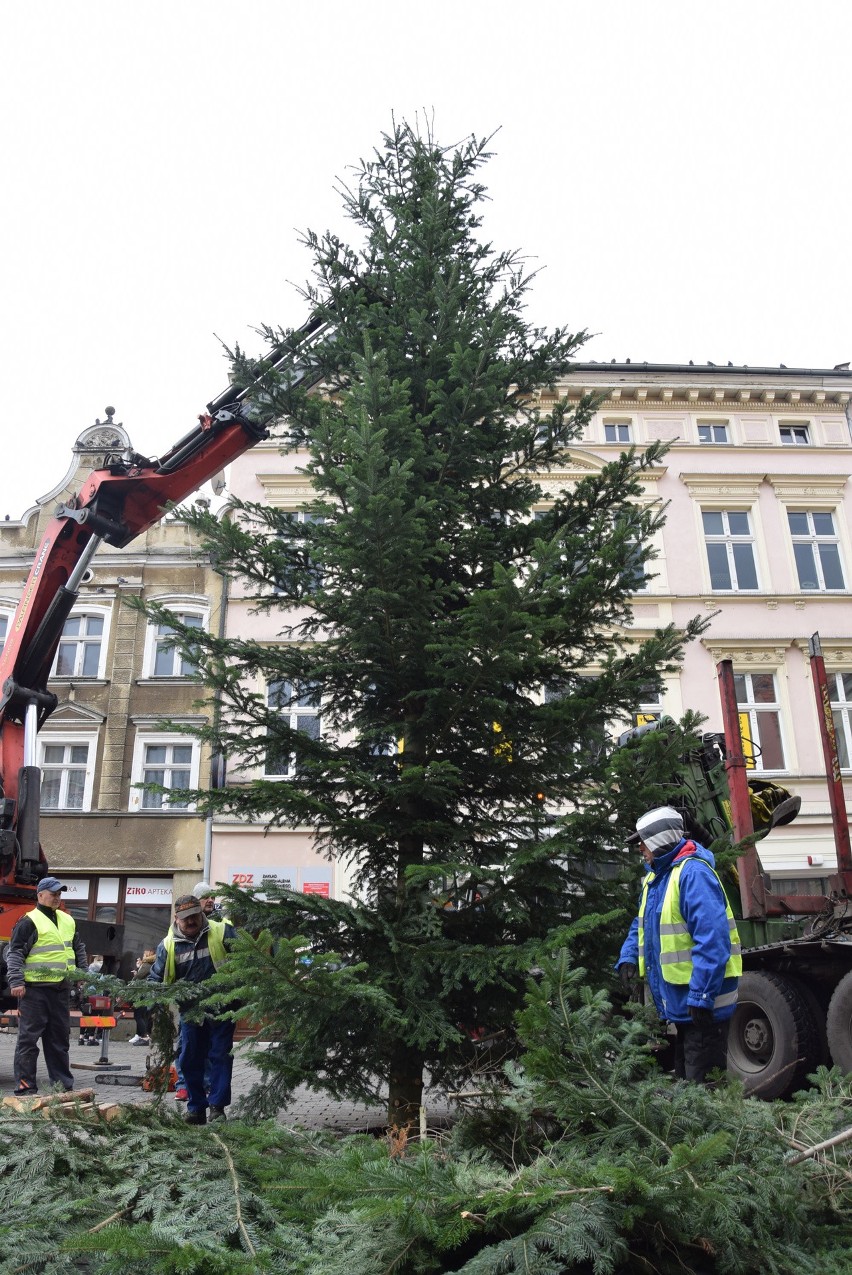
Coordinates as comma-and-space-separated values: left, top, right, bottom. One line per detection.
0, 1028, 455, 1133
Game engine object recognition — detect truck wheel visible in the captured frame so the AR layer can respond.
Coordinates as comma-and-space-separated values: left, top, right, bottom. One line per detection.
826, 970, 852, 1074
727, 971, 819, 1099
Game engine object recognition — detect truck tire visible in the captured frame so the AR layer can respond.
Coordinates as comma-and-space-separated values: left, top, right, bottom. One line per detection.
826, 970, 852, 1074
727, 970, 820, 1099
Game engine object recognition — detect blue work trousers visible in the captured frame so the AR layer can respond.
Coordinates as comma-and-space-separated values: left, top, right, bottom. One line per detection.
179, 1015, 235, 1115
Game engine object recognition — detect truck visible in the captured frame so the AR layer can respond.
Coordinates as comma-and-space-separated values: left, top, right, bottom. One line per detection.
627, 648, 852, 1099
0, 316, 323, 998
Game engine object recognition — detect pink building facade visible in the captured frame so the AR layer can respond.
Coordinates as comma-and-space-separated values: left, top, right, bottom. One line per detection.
559, 361, 852, 887
211, 361, 852, 896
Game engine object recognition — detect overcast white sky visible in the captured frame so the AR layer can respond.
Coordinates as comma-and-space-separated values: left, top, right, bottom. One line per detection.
1, 0, 849, 519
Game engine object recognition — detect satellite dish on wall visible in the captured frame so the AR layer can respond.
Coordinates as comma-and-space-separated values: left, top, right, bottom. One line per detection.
210, 470, 227, 496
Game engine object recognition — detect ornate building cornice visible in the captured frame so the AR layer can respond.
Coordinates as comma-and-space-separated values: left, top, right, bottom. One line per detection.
256, 474, 317, 507
679, 473, 763, 502
765, 474, 849, 505
701, 638, 790, 665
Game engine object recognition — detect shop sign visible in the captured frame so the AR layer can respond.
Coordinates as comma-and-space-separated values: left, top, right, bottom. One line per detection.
97, 878, 119, 905
228, 866, 298, 893
302, 881, 330, 897
125, 877, 173, 902
61, 879, 90, 903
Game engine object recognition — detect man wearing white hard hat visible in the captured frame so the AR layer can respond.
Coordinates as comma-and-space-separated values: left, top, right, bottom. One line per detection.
617, 807, 742, 1083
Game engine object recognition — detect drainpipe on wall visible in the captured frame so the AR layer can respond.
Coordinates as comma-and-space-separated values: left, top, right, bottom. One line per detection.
203, 557, 229, 884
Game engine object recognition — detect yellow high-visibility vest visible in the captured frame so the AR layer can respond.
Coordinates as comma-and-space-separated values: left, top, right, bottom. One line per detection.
162, 919, 229, 984
23, 908, 78, 983
638, 858, 742, 983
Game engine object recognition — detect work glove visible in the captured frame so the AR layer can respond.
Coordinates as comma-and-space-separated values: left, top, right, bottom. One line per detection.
618, 962, 638, 989
689, 1005, 715, 1026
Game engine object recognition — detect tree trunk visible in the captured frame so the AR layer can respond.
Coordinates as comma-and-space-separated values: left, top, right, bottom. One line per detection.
386, 1041, 425, 1131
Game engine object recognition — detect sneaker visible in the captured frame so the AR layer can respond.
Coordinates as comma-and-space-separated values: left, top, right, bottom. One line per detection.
209, 1105, 226, 1121
128, 1035, 150, 1046
13, 1080, 37, 1096
174, 1087, 188, 1102
184, 1110, 206, 1125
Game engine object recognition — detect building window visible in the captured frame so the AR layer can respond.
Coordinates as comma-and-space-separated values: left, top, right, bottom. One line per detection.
265, 680, 321, 777
54, 612, 106, 678
0, 612, 8, 650
146, 611, 205, 677
787, 511, 845, 591
734, 672, 785, 771
634, 685, 663, 726
624, 540, 649, 592
40, 738, 95, 810
604, 421, 632, 444
829, 672, 852, 770
702, 510, 759, 590
273, 512, 324, 595
697, 421, 729, 445
779, 424, 810, 446
129, 734, 200, 811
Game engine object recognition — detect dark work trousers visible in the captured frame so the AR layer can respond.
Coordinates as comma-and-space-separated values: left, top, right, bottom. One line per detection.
179, 1015, 235, 1114
14, 982, 74, 1091
674, 1018, 730, 1084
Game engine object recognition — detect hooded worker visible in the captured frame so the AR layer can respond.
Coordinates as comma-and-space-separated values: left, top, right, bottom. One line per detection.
617, 806, 742, 1083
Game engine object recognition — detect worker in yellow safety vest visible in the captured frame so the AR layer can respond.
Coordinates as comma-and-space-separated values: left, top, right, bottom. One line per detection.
616, 806, 741, 1083
6, 875, 88, 1096
148, 894, 237, 1125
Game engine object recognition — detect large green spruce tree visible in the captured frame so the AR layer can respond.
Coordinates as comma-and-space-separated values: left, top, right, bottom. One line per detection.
155, 123, 704, 1125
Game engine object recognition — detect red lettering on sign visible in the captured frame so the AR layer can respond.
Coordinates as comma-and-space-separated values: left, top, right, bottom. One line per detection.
231, 873, 254, 885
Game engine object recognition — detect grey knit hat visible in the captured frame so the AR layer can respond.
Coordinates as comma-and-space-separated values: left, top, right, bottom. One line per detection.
192, 881, 214, 900
635, 806, 684, 857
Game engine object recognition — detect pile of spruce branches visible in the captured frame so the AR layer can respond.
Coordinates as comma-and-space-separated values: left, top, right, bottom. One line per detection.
2, 950, 851, 1274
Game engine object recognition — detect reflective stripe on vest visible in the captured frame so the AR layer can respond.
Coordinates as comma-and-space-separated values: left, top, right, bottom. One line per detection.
23, 908, 77, 983
162, 919, 228, 984
637, 859, 742, 987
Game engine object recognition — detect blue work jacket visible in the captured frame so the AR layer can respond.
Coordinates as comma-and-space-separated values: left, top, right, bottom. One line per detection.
617, 840, 739, 1024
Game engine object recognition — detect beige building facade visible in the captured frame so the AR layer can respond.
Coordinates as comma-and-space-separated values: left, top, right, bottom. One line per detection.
0, 417, 220, 969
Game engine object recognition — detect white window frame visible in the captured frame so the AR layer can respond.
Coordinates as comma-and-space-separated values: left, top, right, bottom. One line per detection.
734, 671, 787, 773
787, 509, 846, 591
634, 685, 663, 726
142, 603, 208, 678
779, 422, 811, 446
701, 509, 760, 591
603, 419, 632, 444
129, 732, 200, 811
264, 679, 322, 778
51, 607, 110, 679
272, 511, 325, 595
696, 420, 730, 445
39, 734, 97, 811
829, 671, 852, 772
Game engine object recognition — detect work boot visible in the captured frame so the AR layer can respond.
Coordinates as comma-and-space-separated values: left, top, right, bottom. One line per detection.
184, 1110, 207, 1126
209, 1105, 226, 1121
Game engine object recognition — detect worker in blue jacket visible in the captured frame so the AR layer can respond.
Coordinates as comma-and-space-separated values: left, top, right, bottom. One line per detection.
617, 806, 742, 1083
148, 895, 238, 1124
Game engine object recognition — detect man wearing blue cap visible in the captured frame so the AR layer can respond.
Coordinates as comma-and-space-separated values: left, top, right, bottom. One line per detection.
6, 876, 88, 1096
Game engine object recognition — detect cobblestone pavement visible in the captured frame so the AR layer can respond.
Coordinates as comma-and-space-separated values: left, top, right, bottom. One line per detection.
0, 1026, 456, 1133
